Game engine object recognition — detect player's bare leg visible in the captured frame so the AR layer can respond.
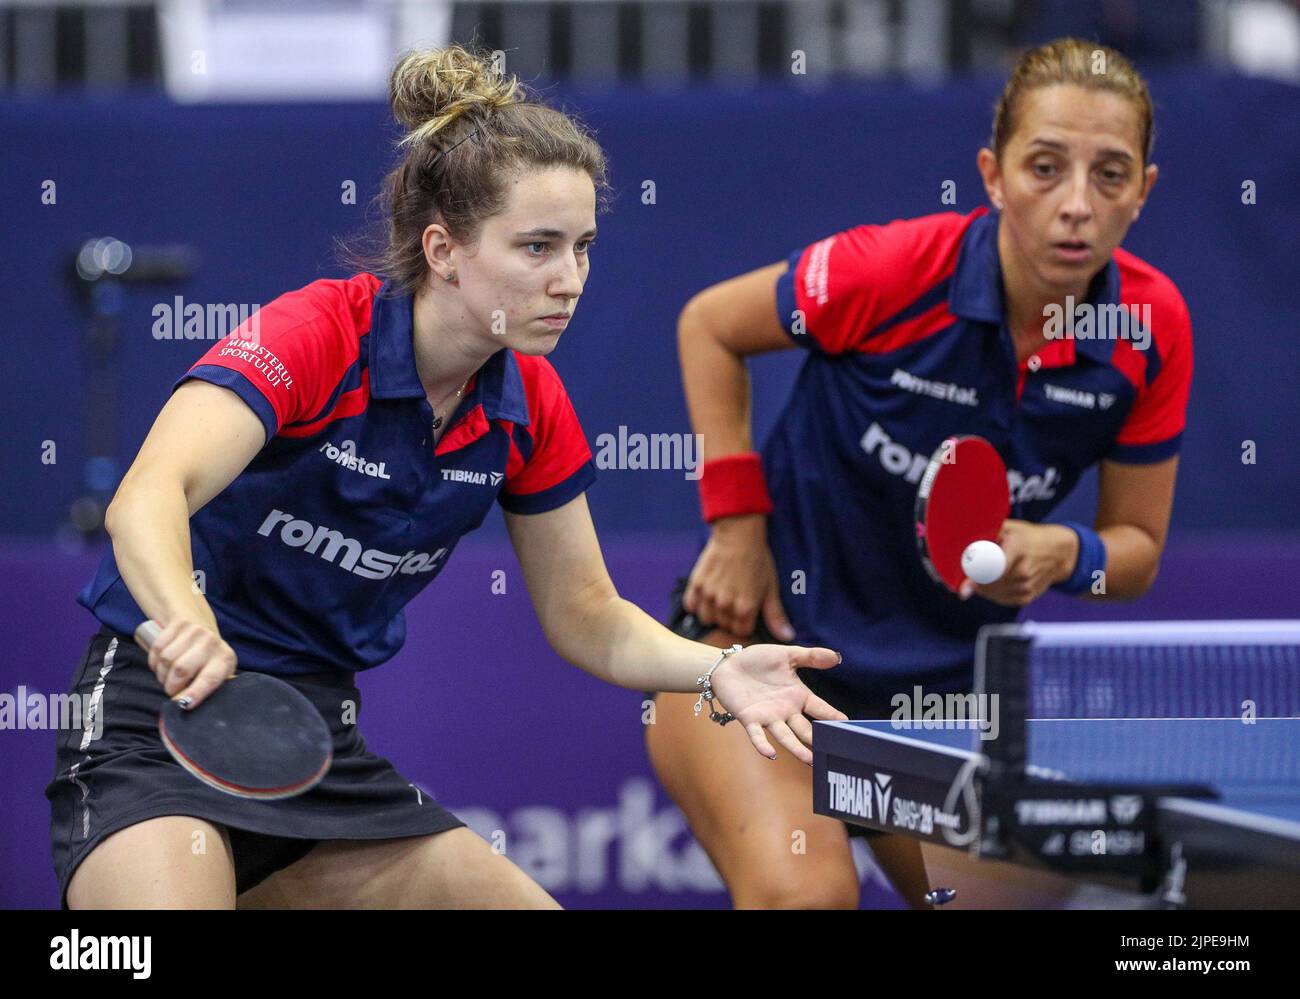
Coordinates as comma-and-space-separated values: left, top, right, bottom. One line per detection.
644, 627, 933, 908
66, 815, 237, 909
648, 686, 936, 908
237, 827, 560, 909
648, 687, 852, 907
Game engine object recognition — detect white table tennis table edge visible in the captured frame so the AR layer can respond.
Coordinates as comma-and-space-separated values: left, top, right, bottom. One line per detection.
1158, 795, 1300, 838
820, 718, 982, 763
989, 619, 1300, 646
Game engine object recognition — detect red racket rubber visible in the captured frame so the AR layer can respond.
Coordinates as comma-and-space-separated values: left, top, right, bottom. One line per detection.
914, 435, 1010, 593
136, 620, 333, 800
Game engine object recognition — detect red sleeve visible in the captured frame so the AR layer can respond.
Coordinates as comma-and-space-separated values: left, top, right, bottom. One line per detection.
499, 356, 595, 514
171, 278, 369, 442
1109, 284, 1194, 464
773, 210, 975, 355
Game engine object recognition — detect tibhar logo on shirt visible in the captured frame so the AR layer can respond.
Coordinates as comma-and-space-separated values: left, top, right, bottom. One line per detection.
320, 439, 391, 479
441, 468, 504, 487
1043, 384, 1117, 411
860, 422, 1059, 503
890, 368, 980, 407
257, 509, 447, 579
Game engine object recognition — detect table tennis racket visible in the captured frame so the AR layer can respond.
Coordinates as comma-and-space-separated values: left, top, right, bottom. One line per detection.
914, 435, 1011, 593
134, 620, 333, 800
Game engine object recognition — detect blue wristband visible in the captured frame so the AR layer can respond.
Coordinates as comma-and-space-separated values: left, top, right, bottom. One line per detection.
1053, 522, 1108, 595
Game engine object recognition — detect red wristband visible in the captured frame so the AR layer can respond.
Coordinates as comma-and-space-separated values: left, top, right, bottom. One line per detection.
699, 453, 774, 523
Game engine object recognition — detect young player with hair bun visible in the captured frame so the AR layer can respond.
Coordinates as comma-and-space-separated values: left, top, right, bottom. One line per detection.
51, 45, 846, 910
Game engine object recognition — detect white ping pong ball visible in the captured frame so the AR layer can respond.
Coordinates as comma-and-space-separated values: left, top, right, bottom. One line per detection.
961, 540, 1006, 585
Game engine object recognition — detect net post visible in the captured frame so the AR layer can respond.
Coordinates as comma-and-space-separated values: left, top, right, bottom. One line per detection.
976, 624, 1030, 775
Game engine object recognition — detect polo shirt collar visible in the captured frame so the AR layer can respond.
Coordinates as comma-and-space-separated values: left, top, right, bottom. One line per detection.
948, 209, 1119, 363
368, 281, 531, 425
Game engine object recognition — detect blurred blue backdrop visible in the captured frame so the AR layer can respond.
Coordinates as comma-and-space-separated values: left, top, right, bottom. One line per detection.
3, 68, 1298, 540
3, 67, 1299, 909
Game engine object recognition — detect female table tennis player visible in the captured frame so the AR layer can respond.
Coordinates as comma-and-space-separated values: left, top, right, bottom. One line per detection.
47, 45, 846, 909
647, 38, 1193, 908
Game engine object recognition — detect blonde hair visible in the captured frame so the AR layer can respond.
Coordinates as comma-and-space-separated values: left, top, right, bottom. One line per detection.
991, 38, 1155, 165
341, 45, 609, 296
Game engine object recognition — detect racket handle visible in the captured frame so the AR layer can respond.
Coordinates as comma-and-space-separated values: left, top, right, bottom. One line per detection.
134, 619, 162, 652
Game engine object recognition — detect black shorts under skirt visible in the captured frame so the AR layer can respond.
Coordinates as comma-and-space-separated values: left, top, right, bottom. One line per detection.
47, 625, 464, 906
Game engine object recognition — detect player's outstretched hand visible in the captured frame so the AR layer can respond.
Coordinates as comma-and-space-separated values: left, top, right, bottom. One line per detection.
708, 644, 847, 765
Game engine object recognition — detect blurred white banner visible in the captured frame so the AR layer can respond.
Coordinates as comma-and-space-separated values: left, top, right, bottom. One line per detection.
158, 0, 453, 101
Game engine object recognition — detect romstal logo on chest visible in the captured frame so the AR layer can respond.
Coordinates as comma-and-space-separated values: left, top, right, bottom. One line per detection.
319, 439, 391, 480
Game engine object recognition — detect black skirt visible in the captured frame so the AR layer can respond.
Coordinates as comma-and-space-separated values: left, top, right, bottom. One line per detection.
47, 625, 464, 906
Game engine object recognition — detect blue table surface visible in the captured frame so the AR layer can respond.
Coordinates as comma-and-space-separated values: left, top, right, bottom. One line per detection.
834, 718, 1300, 826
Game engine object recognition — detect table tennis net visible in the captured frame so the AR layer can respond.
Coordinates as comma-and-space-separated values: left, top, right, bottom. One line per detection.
1017, 719, 1298, 788
977, 621, 1300, 787
987, 622, 1300, 719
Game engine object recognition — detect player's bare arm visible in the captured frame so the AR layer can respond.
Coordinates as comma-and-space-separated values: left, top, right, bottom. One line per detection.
504, 493, 845, 762
677, 262, 798, 639
1092, 455, 1179, 596
105, 379, 259, 700
966, 456, 1178, 606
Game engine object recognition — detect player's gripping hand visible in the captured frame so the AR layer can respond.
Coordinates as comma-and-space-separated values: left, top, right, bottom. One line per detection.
708, 644, 847, 764
145, 619, 238, 708
959, 520, 1079, 605
683, 514, 796, 641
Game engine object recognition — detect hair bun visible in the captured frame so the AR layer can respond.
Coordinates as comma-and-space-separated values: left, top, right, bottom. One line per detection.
389, 45, 520, 146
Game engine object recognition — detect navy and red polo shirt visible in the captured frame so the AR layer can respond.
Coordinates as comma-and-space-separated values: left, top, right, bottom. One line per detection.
78, 274, 596, 675
767, 207, 1193, 688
